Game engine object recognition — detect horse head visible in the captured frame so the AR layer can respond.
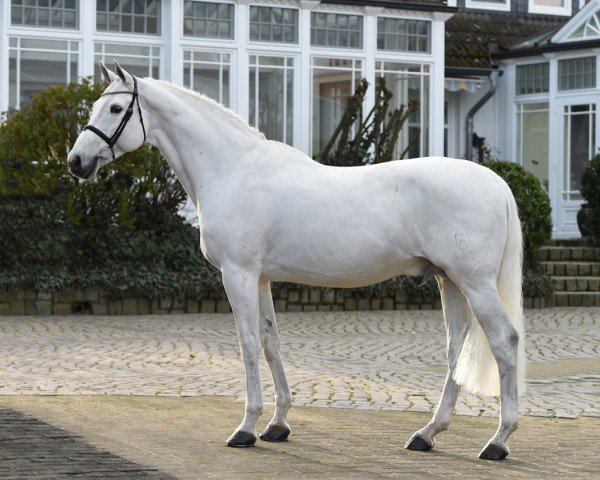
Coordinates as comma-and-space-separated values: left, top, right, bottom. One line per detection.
68, 60, 146, 180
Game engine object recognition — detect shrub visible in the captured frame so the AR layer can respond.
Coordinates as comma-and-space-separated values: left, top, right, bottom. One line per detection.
482, 161, 552, 267
0, 79, 210, 298
580, 153, 600, 243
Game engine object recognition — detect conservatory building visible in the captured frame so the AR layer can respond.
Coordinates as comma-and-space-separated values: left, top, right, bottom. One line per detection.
0, 0, 451, 159
494, 0, 600, 238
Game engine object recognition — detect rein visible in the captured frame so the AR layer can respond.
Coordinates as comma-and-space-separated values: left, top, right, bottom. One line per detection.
83, 76, 146, 161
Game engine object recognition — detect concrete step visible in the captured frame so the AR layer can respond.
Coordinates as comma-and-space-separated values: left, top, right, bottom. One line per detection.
554, 292, 600, 307
552, 276, 600, 292
548, 239, 591, 247
538, 246, 600, 261
541, 261, 600, 276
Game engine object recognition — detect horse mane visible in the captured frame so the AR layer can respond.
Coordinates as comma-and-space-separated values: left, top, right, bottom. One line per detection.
149, 79, 266, 140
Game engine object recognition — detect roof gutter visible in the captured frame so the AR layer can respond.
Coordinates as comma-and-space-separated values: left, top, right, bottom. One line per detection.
466, 70, 502, 161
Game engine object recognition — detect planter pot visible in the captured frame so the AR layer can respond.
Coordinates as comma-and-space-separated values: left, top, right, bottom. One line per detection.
577, 203, 591, 238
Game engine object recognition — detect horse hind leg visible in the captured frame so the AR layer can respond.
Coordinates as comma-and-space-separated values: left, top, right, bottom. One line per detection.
405, 277, 469, 452
258, 281, 292, 442
459, 281, 520, 460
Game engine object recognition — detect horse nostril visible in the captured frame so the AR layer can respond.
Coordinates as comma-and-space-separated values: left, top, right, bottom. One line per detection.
73, 155, 82, 169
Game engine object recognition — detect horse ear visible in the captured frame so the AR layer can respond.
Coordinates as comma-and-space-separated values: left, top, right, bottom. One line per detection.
113, 60, 133, 85
99, 61, 116, 83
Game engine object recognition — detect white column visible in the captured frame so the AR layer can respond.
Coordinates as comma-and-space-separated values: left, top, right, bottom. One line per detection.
501, 60, 516, 162
363, 7, 381, 117
299, 1, 319, 155
545, 53, 561, 237
0, 0, 7, 111
235, 0, 250, 119
165, 0, 183, 83
430, 12, 452, 157
80, 0, 95, 78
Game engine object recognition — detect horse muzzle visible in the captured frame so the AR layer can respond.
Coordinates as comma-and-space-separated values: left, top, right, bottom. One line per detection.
67, 153, 101, 180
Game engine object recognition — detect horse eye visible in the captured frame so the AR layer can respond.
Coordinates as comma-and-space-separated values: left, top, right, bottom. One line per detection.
110, 105, 123, 114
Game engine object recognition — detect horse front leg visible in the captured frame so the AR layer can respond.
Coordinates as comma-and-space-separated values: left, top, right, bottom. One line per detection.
406, 278, 468, 451
258, 281, 292, 442
222, 267, 263, 448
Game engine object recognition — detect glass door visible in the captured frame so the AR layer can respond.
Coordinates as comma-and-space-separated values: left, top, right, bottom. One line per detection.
555, 97, 599, 237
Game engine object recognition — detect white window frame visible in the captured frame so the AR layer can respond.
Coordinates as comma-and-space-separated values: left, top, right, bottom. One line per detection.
465, 0, 511, 12
309, 10, 365, 51
515, 100, 550, 191
248, 53, 295, 144
183, 48, 233, 106
515, 61, 550, 96
94, 0, 162, 37
375, 15, 432, 54
247, 3, 300, 46
528, 0, 571, 17
8, 36, 79, 108
182, 0, 236, 40
9, 0, 80, 30
375, 60, 431, 158
93, 42, 161, 78
309, 55, 363, 157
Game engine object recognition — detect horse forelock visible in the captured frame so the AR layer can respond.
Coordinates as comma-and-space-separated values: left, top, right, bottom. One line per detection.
147, 79, 266, 140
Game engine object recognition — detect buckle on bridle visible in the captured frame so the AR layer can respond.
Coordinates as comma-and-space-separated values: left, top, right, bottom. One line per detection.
82, 75, 147, 162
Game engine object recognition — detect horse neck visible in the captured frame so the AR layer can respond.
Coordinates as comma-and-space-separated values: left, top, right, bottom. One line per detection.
140, 79, 262, 205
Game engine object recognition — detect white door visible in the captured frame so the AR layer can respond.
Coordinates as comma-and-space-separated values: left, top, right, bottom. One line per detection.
553, 97, 599, 238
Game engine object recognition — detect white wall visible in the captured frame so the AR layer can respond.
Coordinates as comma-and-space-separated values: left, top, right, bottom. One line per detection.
449, 77, 506, 160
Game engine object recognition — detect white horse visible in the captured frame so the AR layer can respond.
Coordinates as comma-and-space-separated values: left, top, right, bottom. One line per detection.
68, 61, 526, 461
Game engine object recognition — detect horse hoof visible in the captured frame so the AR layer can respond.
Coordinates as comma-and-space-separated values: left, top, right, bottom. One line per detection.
479, 442, 509, 460
404, 434, 433, 451
259, 424, 291, 442
226, 430, 257, 448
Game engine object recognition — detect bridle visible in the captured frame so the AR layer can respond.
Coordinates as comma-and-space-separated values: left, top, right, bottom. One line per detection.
83, 75, 146, 162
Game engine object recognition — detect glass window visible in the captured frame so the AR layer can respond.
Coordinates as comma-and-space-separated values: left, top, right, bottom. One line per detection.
377, 17, 431, 53
376, 61, 429, 159
183, 51, 230, 107
11, 0, 79, 29
183, 1, 234, 39
249, 6, 298, 44
311, 12, 363, 49
96, 0, 160, 35
569, 11, 600, 40
8, 37, 78, 108
517, 103, 549, 191
533, 0, 565, 5
94, 43, 160, 79
558, 57, 596, 91
516, 63, 549, 95
563, 104, 596, 200
249, 55, 294, 144
311, 57, 362, 155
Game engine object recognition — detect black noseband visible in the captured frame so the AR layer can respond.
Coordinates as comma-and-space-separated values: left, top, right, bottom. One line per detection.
83, 75, 146, 162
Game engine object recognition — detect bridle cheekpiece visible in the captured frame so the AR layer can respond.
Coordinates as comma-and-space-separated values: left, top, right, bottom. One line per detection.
83, 75, 146, 162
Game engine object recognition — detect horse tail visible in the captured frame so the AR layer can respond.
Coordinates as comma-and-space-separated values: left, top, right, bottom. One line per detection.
453, 182, 526, 397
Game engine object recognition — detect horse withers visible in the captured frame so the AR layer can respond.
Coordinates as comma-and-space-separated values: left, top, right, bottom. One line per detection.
68, 61, 525, 461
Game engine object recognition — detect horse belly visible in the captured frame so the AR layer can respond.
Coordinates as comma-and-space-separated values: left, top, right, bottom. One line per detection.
261, 228, 427, 288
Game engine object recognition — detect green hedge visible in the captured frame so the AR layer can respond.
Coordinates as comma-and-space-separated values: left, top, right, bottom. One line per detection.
0, 81, 550, 302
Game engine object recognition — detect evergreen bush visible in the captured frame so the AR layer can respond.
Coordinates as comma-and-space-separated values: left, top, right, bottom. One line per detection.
580, 153, 600, 244
482, 161, 553, 266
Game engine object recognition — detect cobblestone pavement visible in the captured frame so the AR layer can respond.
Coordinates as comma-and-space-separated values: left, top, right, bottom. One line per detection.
0, 308, 599, 418
0, 406, 172, 479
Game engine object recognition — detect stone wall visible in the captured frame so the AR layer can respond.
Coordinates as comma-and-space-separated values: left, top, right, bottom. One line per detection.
0, 287, 550, 315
